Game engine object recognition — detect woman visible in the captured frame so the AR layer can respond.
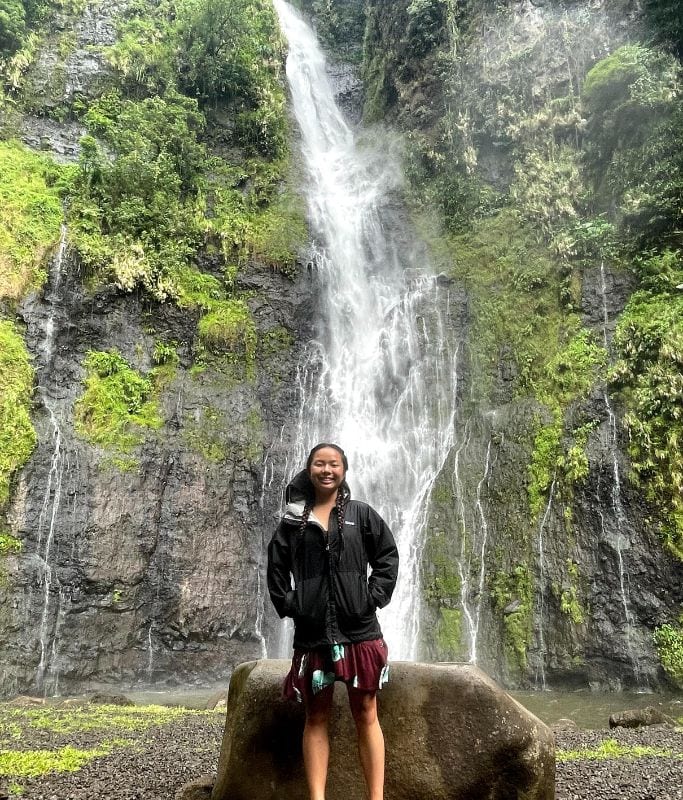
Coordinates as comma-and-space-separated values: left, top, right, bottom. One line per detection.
267, 443, 399, 800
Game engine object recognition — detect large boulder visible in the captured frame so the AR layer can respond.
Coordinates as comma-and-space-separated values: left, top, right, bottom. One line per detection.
212, 659, 555, 800
609, 706, 676, 729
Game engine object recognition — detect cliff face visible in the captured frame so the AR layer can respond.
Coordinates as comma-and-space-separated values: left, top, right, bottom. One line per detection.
0, 0, 315, 694
359, 0, 683, 689
1, 235, 315, 695
0, 0, 681, 695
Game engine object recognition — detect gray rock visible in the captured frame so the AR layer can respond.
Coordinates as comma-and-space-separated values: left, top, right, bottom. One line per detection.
89, 692, 134, 706
176, 775, 215, 800
609, 706, 677, 729
212, 659, 555, 800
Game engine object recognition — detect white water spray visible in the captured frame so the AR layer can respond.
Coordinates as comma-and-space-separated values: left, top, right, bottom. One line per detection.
273, 1, 460, 659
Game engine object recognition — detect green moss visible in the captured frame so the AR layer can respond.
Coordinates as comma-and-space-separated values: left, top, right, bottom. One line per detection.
491, 564, 533, 673
439, 209, 565, 402
0, 320, 37, 509
74, 349, 163, 461
560, 561, 585, 626
247, 190, 308, 275
184, 405, 227, 463
260, 326, 294, 358
0, 533, 21, 556
197, 299, 257, 373
436, 607, 462, 660
528, 332, 606, 517
653, 619, 683, 689
557, 738, 675, 762
0, 141, 64, 302
611, 250, 683, 559
0, 745, 111, 777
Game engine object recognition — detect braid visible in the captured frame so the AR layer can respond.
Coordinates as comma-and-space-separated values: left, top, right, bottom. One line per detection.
299, 502, 312, 538
335, 487, 346, 532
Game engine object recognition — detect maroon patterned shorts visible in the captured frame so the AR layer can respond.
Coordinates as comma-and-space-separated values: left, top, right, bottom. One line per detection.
283, 639, 389, 704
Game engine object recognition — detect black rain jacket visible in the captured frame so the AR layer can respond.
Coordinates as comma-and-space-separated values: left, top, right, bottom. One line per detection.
267, 470, 399, 650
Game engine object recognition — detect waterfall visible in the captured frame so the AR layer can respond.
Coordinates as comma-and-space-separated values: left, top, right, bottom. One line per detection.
273, 1, 460, 659
598, 262, 642, 685
534, 475, 556, 691
33, 226, 68, 693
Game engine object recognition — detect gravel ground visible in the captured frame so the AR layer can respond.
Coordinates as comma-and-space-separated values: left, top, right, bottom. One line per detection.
1, 703, 681, 799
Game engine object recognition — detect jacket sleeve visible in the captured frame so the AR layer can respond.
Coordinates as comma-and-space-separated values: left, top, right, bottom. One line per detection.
362, 505, 399, 610
267, 523, 297, 619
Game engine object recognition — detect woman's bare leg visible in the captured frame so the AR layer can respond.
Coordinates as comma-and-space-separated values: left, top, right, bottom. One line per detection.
303, 685, 334, 800
348, 687, 385, 800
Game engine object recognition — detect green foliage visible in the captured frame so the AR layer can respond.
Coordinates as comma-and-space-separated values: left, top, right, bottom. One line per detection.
176, 0, 286, 153
0, 532, 21, 555
74, 349, 162, 459
0, 0, 26, 57
653, 620, 683, 688
406, 0, 448, 57
197, 299, 257, 368
582, 44, 682, 250
491, 564, 533, 673
436, 607, 462, 659
528, 332, 605, 517
536, 329, 607, 409
295, 0, 365, 61
0, 140, 64, 302
0, 320, 36, 509
152, 340, 178, 367
0, 744, 112, 777
528, 415, 562, 518
557, 738, 674, 762
437, 209, 563, 400
69, 91, 207, 299
560, 560, 585, 625
612, 250, 683, 558
183, 405, 227, 462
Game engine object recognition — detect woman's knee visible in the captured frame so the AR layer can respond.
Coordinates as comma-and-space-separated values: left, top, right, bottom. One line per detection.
348, 689, 378, 728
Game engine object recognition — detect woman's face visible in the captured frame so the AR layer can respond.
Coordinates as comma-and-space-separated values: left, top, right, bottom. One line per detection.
308, 446, 346, 499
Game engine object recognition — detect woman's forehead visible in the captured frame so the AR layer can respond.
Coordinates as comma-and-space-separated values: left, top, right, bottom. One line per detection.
312, 447, 343, 462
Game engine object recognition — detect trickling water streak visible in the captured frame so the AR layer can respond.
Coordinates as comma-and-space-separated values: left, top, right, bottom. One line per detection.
273, 1, 460, 660
599, 261, 641, 684
146, 623, 154, 679
34, 230, 69, 692
535, 475, 556, 691
472, 440, 492, 662
448, 424, 475, 659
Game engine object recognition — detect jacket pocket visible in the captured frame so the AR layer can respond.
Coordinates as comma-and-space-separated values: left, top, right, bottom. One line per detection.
296, 575, 327, 623
335, 572, 373, 626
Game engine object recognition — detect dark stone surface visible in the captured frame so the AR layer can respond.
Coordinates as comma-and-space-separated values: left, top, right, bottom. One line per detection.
212, 659, 555, 800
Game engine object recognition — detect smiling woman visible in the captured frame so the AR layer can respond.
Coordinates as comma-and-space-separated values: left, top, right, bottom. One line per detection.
267, 442, 399, 800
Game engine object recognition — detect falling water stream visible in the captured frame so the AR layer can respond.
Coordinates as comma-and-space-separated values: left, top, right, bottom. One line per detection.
34, 226, 68, 692
272, 1, 460, 659
598, 262, 641, 684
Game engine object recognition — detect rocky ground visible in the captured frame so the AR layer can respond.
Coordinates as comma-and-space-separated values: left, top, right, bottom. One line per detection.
0, 702, 681, 799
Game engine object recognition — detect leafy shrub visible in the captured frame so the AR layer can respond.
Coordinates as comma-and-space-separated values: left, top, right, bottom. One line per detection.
612, 250, 683, 558
653, 620, 683, 688
0, 320, 36, 508
74, 349, 162, 456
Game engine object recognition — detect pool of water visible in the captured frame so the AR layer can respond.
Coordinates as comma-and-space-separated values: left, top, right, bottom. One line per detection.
511, 690, 683, 729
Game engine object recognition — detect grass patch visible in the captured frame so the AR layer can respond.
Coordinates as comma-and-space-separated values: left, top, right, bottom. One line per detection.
0, 141, 64, 303
557, 738, 676, 762
74, 349, 163, 462
0, 320, 36, 509
0, 744, 112, 777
